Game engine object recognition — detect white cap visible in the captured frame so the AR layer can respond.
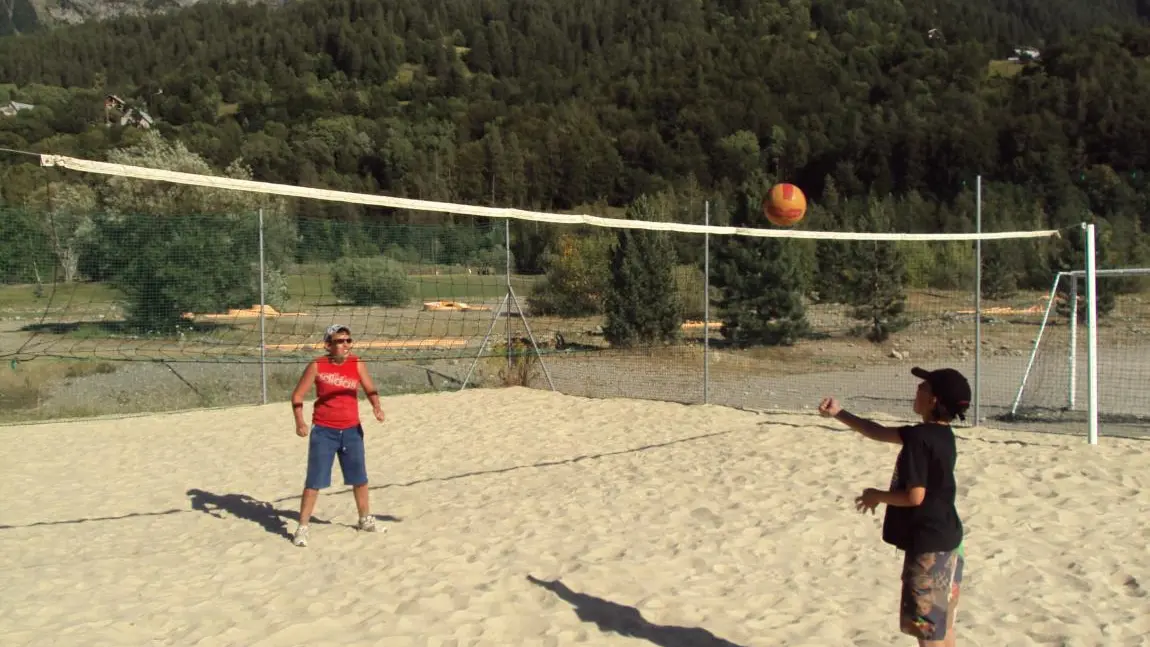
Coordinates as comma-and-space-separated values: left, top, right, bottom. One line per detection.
324, 324, 350, 341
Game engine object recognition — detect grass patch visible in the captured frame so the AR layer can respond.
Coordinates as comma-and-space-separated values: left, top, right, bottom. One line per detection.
485, 340, 542, 387
0, 281, 121, 313
284, 266, 541, 307
395, 63, 421, 85
411, 274, 540, 301
0, 267, 542, 322
64, 361, 116, 378
20, 319, 232, 341
988, 59, 1023, 78
0, 359, 118, 414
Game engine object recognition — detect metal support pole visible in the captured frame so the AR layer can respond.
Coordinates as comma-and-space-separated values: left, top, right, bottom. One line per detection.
258, 207, 268, 405
1085, 223, 1099, 445
703, 200, 710, 405
461, 293, 510, 390
1068, 278, 1078, 410
973, 175, 981, 425
507, 286, 556, 391
505, 219, 511, 374
460, 219, 556, 392
1009, 273, 1063, 417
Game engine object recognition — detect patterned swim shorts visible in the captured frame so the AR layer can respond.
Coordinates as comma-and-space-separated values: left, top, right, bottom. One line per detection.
899, 546, 964, 641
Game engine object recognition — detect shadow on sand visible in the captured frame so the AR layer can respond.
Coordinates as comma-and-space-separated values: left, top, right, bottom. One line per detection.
187, 488, 324, 540
0, 489, 400, 534
186, 488, 402, 540
186, 488, 404, 540
527, 575, 746, 647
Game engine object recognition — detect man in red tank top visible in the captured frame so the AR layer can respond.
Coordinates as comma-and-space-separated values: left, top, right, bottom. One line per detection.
289, 324, 386, 547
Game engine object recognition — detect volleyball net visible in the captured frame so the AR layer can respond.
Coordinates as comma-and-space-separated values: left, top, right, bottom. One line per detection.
5, 151, 1146, 439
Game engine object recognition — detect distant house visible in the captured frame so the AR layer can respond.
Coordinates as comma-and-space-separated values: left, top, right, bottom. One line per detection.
0, 101, 34, 117
104, 94, 127, 111
104, 94, 154, 129
120, 108, 154, 129
1008, 46, 1041, 62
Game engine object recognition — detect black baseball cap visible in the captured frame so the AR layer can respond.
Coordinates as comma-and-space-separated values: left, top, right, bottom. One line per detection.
911, 366, 972, 421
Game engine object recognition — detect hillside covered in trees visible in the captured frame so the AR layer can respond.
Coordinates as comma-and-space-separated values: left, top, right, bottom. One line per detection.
0, 0, 274, 36
1, 0, 1149, 342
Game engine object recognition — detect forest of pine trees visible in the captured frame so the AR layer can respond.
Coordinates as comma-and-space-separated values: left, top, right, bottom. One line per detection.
1, 0, 1149, 341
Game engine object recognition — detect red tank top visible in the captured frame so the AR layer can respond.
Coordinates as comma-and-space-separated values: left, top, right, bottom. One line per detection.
312, 355, 361, 428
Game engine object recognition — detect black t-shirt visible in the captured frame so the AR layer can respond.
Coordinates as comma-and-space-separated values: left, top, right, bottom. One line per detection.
881, 422, 963, 553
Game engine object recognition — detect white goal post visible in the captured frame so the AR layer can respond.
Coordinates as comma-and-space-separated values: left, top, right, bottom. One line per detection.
1008, 224, 1149, 444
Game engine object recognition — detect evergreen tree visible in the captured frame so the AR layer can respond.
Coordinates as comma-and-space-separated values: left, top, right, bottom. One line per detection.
812, 222, 854, 304
848, 196, 909, 343
980, 245, 1020, 300
810, 175, 853, 303
602, 195, 682, 347
710, 183, 809, 347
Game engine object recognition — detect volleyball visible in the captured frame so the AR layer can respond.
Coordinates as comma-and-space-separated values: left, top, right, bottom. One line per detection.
763, 183, 807, 227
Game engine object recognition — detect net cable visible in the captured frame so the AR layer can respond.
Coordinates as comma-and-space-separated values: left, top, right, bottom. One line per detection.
38, 153, 1062, 242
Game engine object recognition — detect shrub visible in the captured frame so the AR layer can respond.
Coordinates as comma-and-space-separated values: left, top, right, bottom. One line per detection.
527, 232, 612, 317
252, 265, 290, 310
674, 264, 706, 321
330, 257, 413, 306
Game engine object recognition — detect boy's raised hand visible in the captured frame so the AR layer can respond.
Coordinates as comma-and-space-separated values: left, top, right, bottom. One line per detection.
818, 396, 842, 418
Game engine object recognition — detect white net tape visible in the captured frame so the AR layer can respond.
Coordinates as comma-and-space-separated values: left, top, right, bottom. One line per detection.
40, 154, 1062, 242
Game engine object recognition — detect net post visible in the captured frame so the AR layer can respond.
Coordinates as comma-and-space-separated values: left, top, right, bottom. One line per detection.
258, 207, 268, 406
974, 175, 982, 425
460, 293, 509, 391
1068, 277, 1078, 410
505, 219, 511, 374
1010, 272, 1062, 417
503, 218, 555, 391
1085, 223, 1099, 445
703, 200, 710, 405
459, 218, 555, 393
507, 286, 556, 391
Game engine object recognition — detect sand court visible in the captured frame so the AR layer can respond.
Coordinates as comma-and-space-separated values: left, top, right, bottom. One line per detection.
2, 387, 1150, 646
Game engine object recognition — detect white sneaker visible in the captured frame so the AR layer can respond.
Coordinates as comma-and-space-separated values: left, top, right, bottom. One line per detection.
292, 525, 309, 547
357, 515, 382, 533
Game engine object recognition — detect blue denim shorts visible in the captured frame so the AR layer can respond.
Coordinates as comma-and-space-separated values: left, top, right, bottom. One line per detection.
304, 424, 368, 489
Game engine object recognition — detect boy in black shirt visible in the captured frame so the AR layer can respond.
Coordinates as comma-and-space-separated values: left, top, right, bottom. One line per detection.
819, 366, 969, 646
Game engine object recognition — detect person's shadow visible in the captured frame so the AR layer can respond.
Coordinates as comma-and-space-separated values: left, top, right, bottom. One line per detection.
187, 489, 321, 540
527, 575, 746, 647
187, 488, 405, 540
187, 489, 400, 540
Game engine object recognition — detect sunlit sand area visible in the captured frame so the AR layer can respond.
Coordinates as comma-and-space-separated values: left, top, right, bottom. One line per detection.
3, 387, 1149, 646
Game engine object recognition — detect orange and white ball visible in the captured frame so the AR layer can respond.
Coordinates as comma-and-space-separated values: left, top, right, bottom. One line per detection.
762, 183, 808, 227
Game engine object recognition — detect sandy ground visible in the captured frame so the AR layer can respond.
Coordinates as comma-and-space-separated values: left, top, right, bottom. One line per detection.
3, 388, 1149, 646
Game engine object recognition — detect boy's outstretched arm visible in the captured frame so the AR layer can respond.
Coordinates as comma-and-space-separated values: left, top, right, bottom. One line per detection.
818, 397, 903, 444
